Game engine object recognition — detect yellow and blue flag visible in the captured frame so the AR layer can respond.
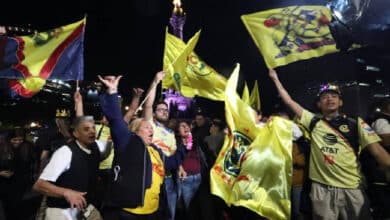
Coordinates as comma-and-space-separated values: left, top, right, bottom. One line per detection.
241, 5, 338, 68
0, 17, 85, 97
210, 64, 293, 220
163, 30, 227, 101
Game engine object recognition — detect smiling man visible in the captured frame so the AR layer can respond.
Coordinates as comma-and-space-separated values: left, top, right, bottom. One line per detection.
269, 68, 390, 220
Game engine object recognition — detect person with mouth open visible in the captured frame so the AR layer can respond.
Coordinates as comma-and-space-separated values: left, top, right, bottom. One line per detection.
98, 74, 181, 220
269, 68, 390, 220
33, 115, 105, 220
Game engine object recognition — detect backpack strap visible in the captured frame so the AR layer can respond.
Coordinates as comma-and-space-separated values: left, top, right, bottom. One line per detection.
309, 115, 322, 132
309, 115, 359, 154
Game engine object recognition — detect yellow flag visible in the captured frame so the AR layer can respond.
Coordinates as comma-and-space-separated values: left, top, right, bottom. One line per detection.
242, 81, 250, 105
163, 30, 227, 101
241, 5, 338, 68
249, 80, 261, 110
210, 64, 293, 220
163, 29, 200, 92
210, 63, 260, 208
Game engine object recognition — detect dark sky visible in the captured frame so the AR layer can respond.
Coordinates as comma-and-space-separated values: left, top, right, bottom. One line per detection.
1, 0, 389, 120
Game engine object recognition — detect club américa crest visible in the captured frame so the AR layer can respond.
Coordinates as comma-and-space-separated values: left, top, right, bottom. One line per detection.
223, 130, 252, 177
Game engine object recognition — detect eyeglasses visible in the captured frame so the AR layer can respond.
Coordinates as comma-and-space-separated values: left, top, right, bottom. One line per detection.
156, 108, 169, 113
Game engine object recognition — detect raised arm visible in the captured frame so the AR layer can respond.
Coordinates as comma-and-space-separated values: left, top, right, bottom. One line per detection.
143, 71, 166, 121
74, 89, 84, 117
98, 75, 131, 152
269, 69, 303, 118
123, 87, 144, 124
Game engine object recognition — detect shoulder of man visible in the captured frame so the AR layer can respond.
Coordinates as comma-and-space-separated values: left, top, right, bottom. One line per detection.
308, 114, 323, 132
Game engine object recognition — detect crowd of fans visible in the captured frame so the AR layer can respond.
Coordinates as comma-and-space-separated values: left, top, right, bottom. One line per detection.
0, 70, 389, 220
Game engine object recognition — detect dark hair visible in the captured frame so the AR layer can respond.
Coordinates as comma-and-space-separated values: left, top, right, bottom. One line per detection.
176, 119, 192, 131
7, 127, 25, 141
194, 107, 206, 117
153, 101, 168, 112
211, 118, 226, 130
6, 127, 33, 161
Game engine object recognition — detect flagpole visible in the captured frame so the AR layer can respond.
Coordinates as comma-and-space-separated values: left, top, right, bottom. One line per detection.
134, 84, 155, 114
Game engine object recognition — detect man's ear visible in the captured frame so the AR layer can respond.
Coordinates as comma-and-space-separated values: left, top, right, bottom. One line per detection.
339, 99, 343, 107
72, 129, 78, 139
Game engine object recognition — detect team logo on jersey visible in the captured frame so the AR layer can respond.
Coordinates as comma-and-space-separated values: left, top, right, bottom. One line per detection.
323, 133, 338, 145
339, 124, 350, 133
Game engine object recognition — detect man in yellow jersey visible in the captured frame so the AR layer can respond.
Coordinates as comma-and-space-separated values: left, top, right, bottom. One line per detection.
144, 71, 179, 220
269, 68, 390, 220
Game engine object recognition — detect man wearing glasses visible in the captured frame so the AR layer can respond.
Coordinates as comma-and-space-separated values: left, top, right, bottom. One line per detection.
144, 71, 179, 220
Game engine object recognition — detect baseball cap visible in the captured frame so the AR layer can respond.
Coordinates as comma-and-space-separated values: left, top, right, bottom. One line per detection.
317, 83, 341, 97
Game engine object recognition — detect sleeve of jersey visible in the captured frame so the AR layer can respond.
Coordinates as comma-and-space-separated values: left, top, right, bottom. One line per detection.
358, 117, 382, 149
298, 109, 314, 130
39, 146, 72, 182
169, 133, 177, 152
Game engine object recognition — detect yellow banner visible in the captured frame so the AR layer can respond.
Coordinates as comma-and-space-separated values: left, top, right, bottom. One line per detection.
163, 30, 227, 101
241, 5, 338, 68
242, 81, 250, 105
210, 64, 293, 220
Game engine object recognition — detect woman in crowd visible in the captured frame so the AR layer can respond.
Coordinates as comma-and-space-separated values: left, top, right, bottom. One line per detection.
98, 74, 183, 220
0, 128, 36, 220
176, 119, 208, 219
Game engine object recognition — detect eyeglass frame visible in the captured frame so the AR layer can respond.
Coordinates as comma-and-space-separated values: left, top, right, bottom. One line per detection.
155, 108, 169, 113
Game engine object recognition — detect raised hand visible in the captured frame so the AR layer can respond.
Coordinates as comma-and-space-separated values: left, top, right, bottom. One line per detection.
98, 75, 123, 94
74, 90, 82, 103
132, 88, 144, 97
154, 71, 166, 84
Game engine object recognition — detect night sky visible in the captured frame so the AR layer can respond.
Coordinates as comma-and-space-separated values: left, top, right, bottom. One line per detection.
0, 0, 389, 122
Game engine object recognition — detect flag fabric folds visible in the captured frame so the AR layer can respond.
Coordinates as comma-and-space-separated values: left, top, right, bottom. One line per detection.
210, 64, 293, 220
242, 81, 250, 105
241, 5, 338, 69
249, 80, 261, 110
163, 30, 227, 101
0, 17, 86, 97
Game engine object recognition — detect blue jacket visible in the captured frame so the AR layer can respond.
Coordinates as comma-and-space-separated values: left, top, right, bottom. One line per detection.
100, 93, 182, 208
